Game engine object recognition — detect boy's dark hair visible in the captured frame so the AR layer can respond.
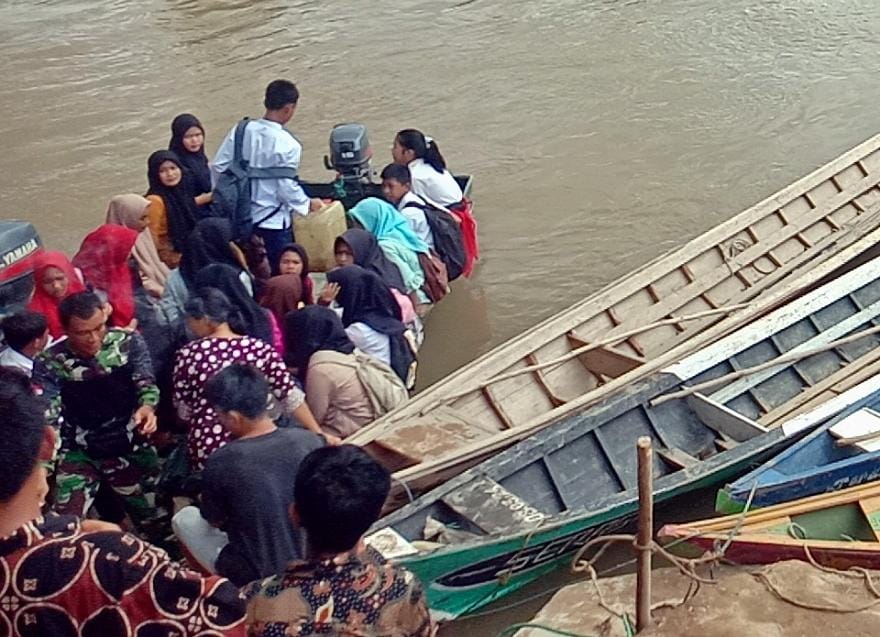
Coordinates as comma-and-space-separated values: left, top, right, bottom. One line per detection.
380, 163, 411, 185
58, 291, 103, 328
2, 311, 47, 351
185, 287, 233, 324
264, 80, 299, 110
205, 364, 269, 420
0, 368, 47, 502
295, 445, 391, 554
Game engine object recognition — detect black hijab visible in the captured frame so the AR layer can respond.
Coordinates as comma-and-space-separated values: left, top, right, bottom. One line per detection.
146, 150, 199, 252
195, 263, 272, 344
284, 305, 354, 378
179, 218, 245, 290
336, 228, 406, 293
169, 113, 212, 197
327, 265, 414, 384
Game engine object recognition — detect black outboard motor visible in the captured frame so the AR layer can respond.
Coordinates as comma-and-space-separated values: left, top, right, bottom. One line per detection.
324, 123, 373, 183
0, 220, 41, 318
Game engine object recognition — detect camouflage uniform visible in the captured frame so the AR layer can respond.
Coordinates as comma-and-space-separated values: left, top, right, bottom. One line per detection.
32, 329, 165, 534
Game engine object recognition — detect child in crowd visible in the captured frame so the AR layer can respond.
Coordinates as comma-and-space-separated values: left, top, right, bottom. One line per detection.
146, 150, 200, 268
392, 128, 463, 207
0, 311, 49, 376
380, 163, 435, 248
169, 113, 213, 210
26, 251, 86, 339
278, 243, 315, 304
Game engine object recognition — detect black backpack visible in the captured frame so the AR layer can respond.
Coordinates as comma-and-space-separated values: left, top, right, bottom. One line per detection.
404, 201, 466, 281
211, 118, 299, 242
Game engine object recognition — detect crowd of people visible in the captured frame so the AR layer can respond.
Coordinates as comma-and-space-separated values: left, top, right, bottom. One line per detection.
0, 78, 480, 635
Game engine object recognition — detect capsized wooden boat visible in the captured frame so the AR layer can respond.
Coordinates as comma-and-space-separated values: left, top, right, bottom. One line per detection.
363, 255, 880, 620
718, 399, 880, 514
661, 480, 880, 569
348, 135, 880, 502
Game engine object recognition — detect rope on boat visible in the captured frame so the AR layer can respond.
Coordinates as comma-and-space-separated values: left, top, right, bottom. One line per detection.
420, 303, 753, 416
651, 322, 880, 406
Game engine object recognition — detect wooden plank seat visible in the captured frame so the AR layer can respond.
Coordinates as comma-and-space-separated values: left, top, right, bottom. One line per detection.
441, 476, 549, 535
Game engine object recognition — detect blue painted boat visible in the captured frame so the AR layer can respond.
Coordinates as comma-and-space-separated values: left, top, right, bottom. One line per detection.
717, 392, 880, 513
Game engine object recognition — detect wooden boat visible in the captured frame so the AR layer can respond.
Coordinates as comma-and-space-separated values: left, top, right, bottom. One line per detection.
363, 255, 880, 620
660, 480, 880, 569
348, 135, 880, 502
718, 398, 880, 514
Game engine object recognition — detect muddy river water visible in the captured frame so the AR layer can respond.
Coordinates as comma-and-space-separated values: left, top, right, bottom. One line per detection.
3, 0, 880, 632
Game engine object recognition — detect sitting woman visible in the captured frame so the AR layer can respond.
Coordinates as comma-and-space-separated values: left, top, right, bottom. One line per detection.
173, 288, 325, 470
27, 251, 86, 340
196, 263, 281, 352
158, 218, 252, 326
278, 243, 314, 304
169, 113, 213, 211
146, 150, 200, 268
72, 224, 140, 329
327, 265, 417, 388
106, 193, 170, 297
258, 274, 303, 338
347, 197, 433, 311
391, 129, 463, 207
284, 305, 377, 439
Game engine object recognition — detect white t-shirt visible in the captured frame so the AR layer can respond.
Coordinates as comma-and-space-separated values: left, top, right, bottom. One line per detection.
397, 192, 435, 249
344, 322, 391, 368
408, 158, 463, 207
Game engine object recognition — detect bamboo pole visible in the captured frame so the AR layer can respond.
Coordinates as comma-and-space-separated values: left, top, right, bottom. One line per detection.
636, 436, 654, 633
651, 322, 880, 407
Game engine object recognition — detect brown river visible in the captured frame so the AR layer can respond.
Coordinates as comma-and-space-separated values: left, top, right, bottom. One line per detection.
3, 0, 880, 632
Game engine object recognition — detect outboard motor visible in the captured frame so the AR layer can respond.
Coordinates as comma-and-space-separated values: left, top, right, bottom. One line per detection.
324, 123, 373, 183
0, 220, 42, 318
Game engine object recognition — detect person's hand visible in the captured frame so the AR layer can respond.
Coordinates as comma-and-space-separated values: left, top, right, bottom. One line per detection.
318, 282, 340, 305
143, 280, 164, 298
322, 433, 342, 446
81, 519, 123, 533
309, 198, 325, 213
133, 405, 157, 435
123, 318, 139, 332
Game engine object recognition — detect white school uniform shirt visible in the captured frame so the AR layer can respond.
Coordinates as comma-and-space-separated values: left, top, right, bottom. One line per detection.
212, 119, 310, 230
344, 322, 391, 368
0, 347, 33, 376
407, 158, 463, 207
397, 192, 435, 249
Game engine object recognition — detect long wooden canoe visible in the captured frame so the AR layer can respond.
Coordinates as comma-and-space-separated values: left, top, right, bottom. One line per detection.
349, 135, 880, 503
718, 400, 880, 514
363, 255, 880, 620
661, 479, 880, 570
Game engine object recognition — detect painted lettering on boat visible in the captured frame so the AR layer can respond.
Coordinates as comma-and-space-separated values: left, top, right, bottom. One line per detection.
1, 239, 38, 268
435, 515, 631, 588
480, 481, 547, 525
831, 467, 880, 492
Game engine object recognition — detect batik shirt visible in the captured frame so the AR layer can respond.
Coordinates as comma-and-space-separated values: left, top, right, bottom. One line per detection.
32, 329, 159, 448
244, 544, 432, 637
0, 514, 246, 636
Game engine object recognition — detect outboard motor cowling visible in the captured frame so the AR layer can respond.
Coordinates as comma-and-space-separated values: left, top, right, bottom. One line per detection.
324, 123, 373, 183
0, 220, 42, 317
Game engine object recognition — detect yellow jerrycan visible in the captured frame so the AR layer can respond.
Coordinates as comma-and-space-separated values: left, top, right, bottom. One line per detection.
293, 200, 347, 272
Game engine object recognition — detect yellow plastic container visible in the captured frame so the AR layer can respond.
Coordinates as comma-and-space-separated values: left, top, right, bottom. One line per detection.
293, 200, 347, 272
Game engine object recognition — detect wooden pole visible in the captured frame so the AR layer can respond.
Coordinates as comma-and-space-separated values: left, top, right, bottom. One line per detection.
636, 436, 654, 633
